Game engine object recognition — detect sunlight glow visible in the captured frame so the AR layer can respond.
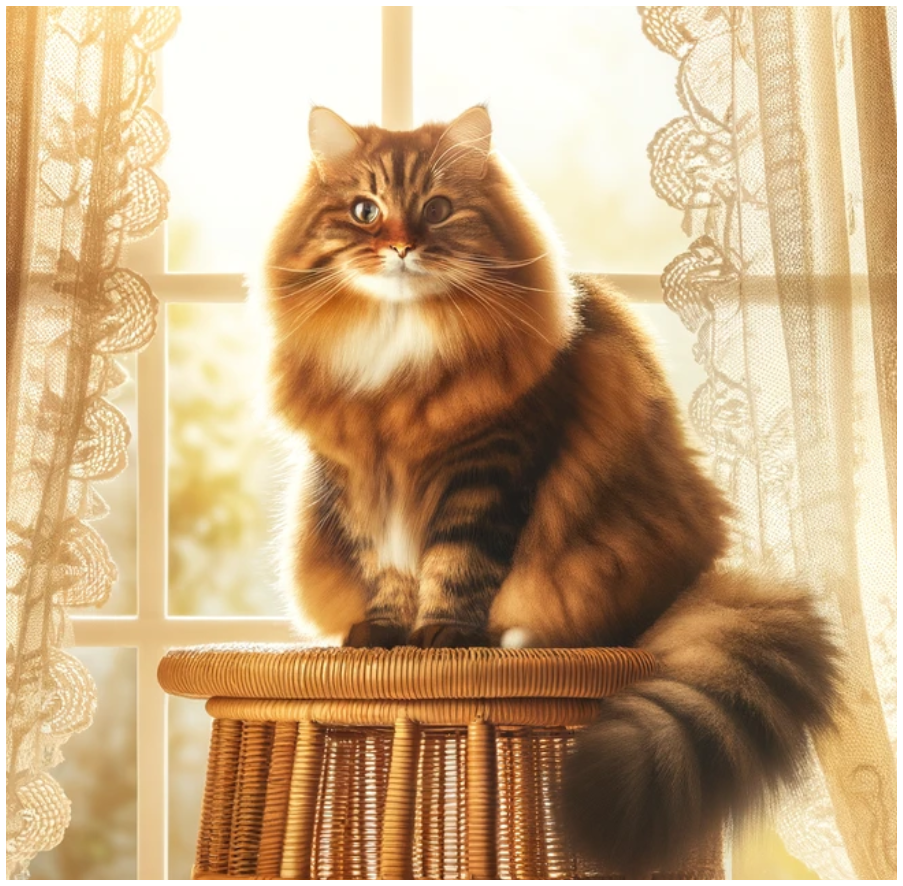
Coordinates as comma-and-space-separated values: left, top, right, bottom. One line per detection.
163, 8, 380, 273
163, 8, 686, 274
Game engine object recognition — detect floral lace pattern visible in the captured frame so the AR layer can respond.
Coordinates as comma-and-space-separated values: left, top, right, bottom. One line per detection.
641, 6, 896, 880
6, 8, 179, 877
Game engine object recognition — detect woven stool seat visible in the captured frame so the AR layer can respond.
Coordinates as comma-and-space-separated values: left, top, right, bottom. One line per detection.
159, 644, 722, 880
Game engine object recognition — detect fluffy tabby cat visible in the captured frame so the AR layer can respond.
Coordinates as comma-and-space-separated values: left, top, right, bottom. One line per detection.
260, 106, 838, 873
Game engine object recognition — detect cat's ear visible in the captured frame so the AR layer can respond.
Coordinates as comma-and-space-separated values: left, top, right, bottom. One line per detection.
429, 106, 492, 180
309, 107, 362, 182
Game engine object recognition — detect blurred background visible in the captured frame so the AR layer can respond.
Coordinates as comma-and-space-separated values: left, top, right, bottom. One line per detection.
30, 7, 815, 880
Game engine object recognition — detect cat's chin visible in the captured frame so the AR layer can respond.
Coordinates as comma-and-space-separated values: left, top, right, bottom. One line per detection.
351, 270, 445, 305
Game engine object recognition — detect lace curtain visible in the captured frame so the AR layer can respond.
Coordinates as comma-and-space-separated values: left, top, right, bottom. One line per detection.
641, 6, 896, 880
6, 7, 178, 878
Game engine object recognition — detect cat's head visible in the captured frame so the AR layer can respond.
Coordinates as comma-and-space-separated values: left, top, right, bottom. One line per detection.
263, 106, 574, 391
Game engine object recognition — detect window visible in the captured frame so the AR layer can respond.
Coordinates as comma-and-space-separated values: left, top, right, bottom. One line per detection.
41, 8, 751, 880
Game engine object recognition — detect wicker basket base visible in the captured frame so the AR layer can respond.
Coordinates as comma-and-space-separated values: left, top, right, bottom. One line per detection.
189, 717, 722, 880
158, 646, 723, 880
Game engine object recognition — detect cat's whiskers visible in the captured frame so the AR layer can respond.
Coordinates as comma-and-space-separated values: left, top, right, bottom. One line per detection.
440, 284, 478, 347
435, 254, 563, 300
273, 271, 358, 346
267, 264, 349, 276
462, 281, 556, 346
272, 298, 334, 349
267, 264, 313, 273
267, 268, 349, 298
482, 294, 540, 341
452, 266, 562, 325
286, 253, 420, 332
430, 261, 554, 347
468, 277, 552, 323
445, 251, 550, 271
468, 292, 511, 341
425, 258, 551, 327
445, 264, 558, 296
408, 262, 484, 344
465, 289, 522, 341
433, 266, 506, 343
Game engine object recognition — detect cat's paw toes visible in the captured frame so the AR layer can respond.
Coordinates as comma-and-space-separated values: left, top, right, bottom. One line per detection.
343, 620, 408, 649
409, 623, 491, 649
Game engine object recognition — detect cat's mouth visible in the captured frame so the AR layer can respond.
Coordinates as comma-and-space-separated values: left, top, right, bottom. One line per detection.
351, 270, 445, 304
384, 249, 424, 274
349, 254, 446, 304
383, 262, 416, 276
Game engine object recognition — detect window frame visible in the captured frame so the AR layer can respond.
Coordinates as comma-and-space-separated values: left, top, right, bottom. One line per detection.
70, 8, 664, 879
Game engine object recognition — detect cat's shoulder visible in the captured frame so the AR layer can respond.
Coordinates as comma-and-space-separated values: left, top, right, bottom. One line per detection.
566, 272, 669, 387
568, 273, 654, 343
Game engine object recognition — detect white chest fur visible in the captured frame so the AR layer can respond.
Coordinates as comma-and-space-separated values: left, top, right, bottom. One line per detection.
375, 500, 419, 575
328, 303, 436, 392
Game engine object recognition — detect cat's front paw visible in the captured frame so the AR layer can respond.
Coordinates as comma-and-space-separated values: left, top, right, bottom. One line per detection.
409, 623, 491, 649
343, 620, 408, 649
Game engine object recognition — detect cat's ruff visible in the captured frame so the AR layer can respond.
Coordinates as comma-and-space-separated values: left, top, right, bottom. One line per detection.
326, 301, 437, 392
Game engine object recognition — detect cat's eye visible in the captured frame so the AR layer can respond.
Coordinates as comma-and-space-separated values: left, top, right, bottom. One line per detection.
423, 196, 452, 224
352, 199, 380, 225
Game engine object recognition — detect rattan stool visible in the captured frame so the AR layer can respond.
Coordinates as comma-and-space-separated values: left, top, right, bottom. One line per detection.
158, 644, 723, 879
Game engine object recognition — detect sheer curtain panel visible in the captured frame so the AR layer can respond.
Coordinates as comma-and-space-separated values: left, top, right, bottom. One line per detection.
642, 6, 896, 879
6, 7, 178, 878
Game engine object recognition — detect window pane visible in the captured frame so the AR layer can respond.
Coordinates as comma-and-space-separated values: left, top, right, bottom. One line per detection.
90, 352, 137, 615
167, 302, 291, 617
413, 8, 686, 273
29, 648, 137, 880
163, 7, 381, 273
733, 829, 820, 879
168, 696, 209, 880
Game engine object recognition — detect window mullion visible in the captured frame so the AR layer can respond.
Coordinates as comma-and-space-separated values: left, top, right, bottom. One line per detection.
382, 7, 413, 129
136, 276, 169, 879
137, 324, 167, 625
149, 272, 247, 303
137, 645, 169, 880
606, 274, 664, 303
72, 615, 296, 646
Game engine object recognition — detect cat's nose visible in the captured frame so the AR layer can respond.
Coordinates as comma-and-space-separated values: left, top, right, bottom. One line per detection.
389, 243, 413, 259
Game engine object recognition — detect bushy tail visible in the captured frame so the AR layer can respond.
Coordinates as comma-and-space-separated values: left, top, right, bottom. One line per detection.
562, 569, 840, 875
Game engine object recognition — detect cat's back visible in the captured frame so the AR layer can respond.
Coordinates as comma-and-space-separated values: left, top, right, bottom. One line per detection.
491, 274, 730, 647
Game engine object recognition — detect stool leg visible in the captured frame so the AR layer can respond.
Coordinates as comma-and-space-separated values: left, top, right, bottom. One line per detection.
257, 721, 298, 876
379, 716, 421, 880
467, 718, 498, 879
202, 718, 242, 876
280, 720, 325, 879
229, 721, 276, 876
195, 717, 224, 875
510, 731, 540, 879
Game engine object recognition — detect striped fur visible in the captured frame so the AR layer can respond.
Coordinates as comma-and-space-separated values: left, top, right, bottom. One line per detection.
562, 570, 839, 874
260, 107, 839, 867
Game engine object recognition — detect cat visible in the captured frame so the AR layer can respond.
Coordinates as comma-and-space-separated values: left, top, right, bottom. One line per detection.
258, 105, 839, 874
